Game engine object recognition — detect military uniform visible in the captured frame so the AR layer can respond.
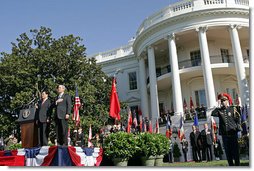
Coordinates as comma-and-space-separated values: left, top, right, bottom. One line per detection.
212, 105, 241, 166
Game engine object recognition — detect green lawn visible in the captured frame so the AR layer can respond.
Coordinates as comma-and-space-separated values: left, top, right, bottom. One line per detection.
162, 160, 249, 167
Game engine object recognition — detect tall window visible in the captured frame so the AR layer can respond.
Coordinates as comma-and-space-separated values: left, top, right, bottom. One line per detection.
195, 89, 207, 107
128, 72, 137, 90
221, 49, 230, 63
226, 88, 237, 104
190, 50, 201, 66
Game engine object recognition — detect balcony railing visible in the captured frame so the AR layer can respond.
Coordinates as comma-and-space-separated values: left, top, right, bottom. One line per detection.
147, 55, 249, 84
136, 0, 249, 36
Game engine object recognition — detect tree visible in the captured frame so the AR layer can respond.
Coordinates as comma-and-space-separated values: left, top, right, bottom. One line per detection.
0, 27, 112, 140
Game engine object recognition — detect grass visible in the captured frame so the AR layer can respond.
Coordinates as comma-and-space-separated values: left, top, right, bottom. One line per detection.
162, 160, 249, 167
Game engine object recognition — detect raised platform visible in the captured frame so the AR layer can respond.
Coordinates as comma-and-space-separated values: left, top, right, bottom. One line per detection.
0, 146, 103, 166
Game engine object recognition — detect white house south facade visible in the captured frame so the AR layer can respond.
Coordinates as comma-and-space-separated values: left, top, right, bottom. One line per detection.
88, 0, 250, 131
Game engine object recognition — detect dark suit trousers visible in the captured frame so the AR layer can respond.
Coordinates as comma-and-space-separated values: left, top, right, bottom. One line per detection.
56, 118, 68, 146
38, 122, 48, 146
192, 147, 201, 161
222, 134, 240, 166
205, 145, 213, 161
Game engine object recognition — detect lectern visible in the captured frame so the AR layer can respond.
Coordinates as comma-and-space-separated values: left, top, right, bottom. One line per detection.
17, 106, 38, 148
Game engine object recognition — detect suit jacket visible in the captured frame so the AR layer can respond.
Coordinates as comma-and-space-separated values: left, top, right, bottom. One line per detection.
36, 99, 51, 123
55, 94, 72, 119
200, 129, 213, 146
190, 131, 201, 149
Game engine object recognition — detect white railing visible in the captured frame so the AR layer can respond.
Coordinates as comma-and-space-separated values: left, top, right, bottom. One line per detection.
88, 43, 134, 63
136, 0, 249, 35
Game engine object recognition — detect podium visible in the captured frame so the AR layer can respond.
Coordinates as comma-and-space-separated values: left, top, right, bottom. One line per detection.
17, 106, 38, 148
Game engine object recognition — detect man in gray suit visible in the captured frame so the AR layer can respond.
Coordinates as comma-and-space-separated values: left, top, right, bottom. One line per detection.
36, 90, 51, 146
55, 85, 72, 146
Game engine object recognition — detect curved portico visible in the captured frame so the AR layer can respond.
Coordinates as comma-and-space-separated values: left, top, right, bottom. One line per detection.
133, 0, 250, 125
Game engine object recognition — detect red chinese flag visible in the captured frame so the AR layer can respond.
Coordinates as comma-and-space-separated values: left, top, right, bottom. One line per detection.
109, 77, 121, 120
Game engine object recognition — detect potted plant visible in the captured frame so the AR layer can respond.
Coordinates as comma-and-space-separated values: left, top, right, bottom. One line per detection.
136, 133, 158, 166
154, 134, 170, 166
103, 132, 137, 166
172, 142, 181, 162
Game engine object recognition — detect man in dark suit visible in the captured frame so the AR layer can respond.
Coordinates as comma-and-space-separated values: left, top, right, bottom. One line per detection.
212, 93, 241, 166
36, 90, 51, 146
55, 85, 72, 146
200, 123, 213, 162
189, 125, 202, 162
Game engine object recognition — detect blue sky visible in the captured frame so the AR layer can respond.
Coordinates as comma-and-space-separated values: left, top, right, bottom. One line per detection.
0, 0, 179, 56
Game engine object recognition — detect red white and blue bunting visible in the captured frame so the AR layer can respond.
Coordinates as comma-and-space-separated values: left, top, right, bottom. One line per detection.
0, 146, 103, 166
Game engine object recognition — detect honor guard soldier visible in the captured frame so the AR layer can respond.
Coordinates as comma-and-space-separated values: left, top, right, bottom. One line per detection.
211, 93, 241, 166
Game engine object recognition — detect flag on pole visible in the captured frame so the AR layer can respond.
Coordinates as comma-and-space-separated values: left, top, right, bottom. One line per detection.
236, 94, 241, 106
139, 115, 143, 132
109, 77, 121, 121
155, 118, 159, 133
211, 116, 217, 142
165, 115, 172, 139
183, 98, 188, 112
127, 107, 132, 133
149, 120, 153, 133
88, 125, 93, 147
72, 86, 81, 126
142, 118, 147, 132
193, 110, 199, 126
190, 96, 194, 110
133, 111, 138, 128
138, 106, 142, 116
178, 115, 185, 142
241, 104, 248, 135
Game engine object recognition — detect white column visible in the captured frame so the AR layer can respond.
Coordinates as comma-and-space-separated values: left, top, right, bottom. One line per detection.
167, 33, 183, 116
196, 26, 217, 116
229, 25, 250, 107
138, 57, 149, 118
147, 46, 160, 125
250, 2, 254, 117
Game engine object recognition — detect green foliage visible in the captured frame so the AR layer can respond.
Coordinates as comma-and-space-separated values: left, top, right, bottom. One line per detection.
7, 143, 22, 150
136, 133, 158, 157
103, 132, 137, 160
0, 26, 112, 138
154, 133, 170, 156
172, 142, 182, 158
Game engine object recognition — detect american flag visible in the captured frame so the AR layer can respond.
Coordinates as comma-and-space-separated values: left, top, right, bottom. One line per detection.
72, 86, 81, 126
178, 115, 185, 142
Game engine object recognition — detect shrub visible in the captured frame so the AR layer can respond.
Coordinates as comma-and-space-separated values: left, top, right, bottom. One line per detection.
154, 134, 170, 156
103, 132, 137, 160
136, 132, 158, 157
